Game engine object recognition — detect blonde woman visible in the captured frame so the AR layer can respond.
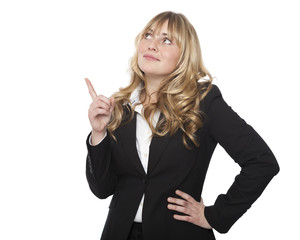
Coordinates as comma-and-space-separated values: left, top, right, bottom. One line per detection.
85, 11, 279, 240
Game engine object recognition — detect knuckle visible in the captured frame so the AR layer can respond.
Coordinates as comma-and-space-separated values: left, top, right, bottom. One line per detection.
98, 108, 105, 114
96, 97, 102, 104
94, 96, 101, 103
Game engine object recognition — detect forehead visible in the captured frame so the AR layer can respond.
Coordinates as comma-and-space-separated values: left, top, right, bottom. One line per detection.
146, 20, 177, 41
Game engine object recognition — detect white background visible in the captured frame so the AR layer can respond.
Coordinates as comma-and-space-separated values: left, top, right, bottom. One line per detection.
0, 0, 299, 239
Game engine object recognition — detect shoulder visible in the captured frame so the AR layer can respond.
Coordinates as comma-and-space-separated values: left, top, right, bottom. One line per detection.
205, 84, 222, 100
200, 84, 223, 113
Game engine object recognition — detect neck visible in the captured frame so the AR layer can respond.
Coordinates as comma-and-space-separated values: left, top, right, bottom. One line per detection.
143, 75, 163, 104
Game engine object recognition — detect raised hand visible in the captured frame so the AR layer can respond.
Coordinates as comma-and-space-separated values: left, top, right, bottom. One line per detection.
167, 190, 212, 229
85, 78, 115, 144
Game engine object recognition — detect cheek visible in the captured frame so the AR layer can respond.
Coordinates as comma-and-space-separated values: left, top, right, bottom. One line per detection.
137, 44, 143, 69
137, 41, 146, 55
137, 42, 146, 62
166, 51, 180, 69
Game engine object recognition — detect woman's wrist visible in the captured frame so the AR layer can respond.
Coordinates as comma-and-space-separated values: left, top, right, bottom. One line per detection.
91, 130, 107, 145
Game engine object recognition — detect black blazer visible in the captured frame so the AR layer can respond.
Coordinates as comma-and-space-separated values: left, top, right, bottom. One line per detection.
86, 85, 279, 240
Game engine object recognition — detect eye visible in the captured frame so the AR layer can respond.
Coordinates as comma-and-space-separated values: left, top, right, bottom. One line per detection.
163, 38, 172, 45
144, 33, 152, 39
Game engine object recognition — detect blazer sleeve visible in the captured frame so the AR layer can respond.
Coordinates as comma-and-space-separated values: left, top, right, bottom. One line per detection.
86, 132, 118, 199
203, 85, 280, 233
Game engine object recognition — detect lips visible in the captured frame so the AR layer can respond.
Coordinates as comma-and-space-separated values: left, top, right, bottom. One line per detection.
143, 54, 160, 61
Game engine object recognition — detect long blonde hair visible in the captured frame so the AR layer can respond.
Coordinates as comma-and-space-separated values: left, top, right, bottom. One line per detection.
108, 11, 212, 148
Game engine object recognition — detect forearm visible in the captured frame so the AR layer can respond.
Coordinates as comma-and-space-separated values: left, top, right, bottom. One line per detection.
205, 149, 279, 233
86, 132, 118, 199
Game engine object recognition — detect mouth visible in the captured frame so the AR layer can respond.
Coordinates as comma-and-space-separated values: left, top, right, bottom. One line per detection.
143, 54, 160, 61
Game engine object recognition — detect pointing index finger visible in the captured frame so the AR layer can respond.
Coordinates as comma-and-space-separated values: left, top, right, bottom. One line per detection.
85, 78, 97, 100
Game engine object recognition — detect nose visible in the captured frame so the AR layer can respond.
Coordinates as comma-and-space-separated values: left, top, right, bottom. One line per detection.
148, 39, 158, 52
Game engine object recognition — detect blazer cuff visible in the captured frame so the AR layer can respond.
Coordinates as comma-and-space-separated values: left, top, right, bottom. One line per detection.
204, 205, 231, 234
88, 131, 107, 146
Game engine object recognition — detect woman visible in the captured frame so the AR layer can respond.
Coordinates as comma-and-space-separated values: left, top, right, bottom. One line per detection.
85, 11, 279, 240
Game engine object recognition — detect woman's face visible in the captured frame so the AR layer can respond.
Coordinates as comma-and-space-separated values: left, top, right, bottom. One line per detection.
137, 21, 181, 81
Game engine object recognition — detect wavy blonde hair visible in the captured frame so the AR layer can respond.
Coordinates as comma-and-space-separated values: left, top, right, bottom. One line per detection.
108, 11, 212, 148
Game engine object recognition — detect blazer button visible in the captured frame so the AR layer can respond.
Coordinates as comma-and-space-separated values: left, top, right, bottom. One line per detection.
142, 177, 147, 184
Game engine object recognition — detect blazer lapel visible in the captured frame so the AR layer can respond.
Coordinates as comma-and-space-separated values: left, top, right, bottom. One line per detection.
118, 109, 172, 176
119, 112, 146, 176
147, 114, 172, 175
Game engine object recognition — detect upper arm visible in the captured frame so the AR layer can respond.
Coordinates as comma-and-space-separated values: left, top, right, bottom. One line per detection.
203, 85, 279, 170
